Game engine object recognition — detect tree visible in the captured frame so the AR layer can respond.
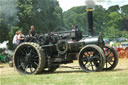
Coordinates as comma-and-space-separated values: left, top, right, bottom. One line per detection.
93, 5, 106, 34
104, 26, 120, 38
122, 17, 128, 31
63, 5, 127, 38
63, 5, 107, 35
63, 6, 88, 34
121, 30, 128, 38
16, 0, 34, 34
104, 12, 122, 37
108, 5, 120, 13
121, 5, 128, 16
121, 5, 128, 31
16, 0, 63, 34
0, 19, 9, 43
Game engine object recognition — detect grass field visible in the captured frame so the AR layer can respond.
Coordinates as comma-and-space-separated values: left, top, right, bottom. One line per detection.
0, 59, 128, 85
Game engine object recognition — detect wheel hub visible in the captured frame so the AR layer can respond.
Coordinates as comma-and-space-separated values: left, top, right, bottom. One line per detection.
25, 53, 32, 64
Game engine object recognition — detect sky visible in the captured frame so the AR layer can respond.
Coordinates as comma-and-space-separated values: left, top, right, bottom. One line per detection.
57, 0, 128, 11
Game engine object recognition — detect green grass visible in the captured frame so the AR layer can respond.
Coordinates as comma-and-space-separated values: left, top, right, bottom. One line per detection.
113, 42, 120, 46
1, 60, 128, 85
1, 70, 128, 85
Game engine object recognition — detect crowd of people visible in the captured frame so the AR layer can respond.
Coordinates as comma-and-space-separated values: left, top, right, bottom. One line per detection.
12, 25, 36, 49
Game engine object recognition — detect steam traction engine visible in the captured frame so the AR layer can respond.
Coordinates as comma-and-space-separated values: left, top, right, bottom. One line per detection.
13, 8, 118, 74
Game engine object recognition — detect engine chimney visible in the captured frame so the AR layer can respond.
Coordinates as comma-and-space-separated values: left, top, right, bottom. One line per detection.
87, 8, 94, 36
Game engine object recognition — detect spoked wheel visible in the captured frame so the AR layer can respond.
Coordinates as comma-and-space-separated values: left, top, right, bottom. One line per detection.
103, 45, 118, 70
78, 45, 105, 72
13, 42, 46, 74
42, 65, 59, 73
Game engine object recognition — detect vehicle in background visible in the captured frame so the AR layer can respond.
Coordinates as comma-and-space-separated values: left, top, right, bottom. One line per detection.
117, 37, 128, 42
115, 42, 128, 58
120, 42, 128, 50
104, 38, 110, 44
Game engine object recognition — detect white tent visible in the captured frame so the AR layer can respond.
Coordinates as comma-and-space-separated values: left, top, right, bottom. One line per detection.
0, 41, 9, 49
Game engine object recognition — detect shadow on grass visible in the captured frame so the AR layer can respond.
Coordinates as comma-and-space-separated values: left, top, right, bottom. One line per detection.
54, 68, 127, 74
55, 70, 84, 74
39, 67, 128, 75
38, 70, 85, 75
104, 68, 128, 72
0, 65, 4, 68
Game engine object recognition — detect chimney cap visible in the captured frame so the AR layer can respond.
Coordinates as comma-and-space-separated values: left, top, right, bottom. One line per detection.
87, 8, 93, 12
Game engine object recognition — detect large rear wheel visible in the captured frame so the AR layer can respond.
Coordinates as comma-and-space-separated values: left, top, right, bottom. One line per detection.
13, 42, 46, 74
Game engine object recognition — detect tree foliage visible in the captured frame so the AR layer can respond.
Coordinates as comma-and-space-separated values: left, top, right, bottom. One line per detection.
63, 5, 128, 38
0, 19, 9, 43
16, 0, 63, 34
0, 0, 63, 49
121, 5, 128, 16
63, 6, 88, 34
0, 1, 128, 47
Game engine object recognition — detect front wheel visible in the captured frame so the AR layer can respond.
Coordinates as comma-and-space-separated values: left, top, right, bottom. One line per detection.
78, 45, 105, 72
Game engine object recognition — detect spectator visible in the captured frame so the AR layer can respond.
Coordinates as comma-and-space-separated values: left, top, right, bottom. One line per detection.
12, 32, 19, 49
29, 25, 36, 37
18, 31, 24, 44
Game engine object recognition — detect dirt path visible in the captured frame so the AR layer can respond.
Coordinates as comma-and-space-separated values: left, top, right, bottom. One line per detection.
0, 59, 128, 75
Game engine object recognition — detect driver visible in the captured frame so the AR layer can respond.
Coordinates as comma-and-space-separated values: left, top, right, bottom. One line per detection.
29, 25, 36, 37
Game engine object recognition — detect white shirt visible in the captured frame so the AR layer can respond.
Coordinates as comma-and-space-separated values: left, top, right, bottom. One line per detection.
12, 34, 18, 44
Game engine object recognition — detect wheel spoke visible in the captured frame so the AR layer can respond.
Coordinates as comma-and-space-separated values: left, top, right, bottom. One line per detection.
106, 52, 112, 57
25, 64, 29, 73
34, 62, 38, 66
30, 64, 34, 73
32, 53, 37, 58
23, 48, 28, 54
106, 60, 108, 68
106, 49, 112, 57
34, 56, 38, 58
92, 55, 101, 61
86, 63, 91, 68
90, 62, 94, 70
31, 62, 37, 68
26, 46, 30, 53
17, 65, 22, 69
108, 62, 113, 66
29, 49, 33, 54
83, 60, 88, 65
31, 49, 38, 58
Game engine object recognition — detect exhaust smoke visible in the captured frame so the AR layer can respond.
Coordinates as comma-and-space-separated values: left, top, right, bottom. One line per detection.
0, 0, 18, 29
85, 0, 95, 8
85, 0, 108, 36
